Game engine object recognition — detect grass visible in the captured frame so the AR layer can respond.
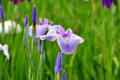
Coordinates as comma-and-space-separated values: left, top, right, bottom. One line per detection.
0, 0, 120, 80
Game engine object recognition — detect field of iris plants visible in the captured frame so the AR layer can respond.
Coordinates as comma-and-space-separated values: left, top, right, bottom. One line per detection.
0, 0, 120, 80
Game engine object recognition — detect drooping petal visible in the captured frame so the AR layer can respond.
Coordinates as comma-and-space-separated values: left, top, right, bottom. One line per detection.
54, 52, 62, 72
57, 33, 84, 54
63, 71, 66, 80
40, 29, 57, 41
29, 25, 47, 38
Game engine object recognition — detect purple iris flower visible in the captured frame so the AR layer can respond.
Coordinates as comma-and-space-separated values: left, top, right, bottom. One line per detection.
0, 5, 4, 20
40, 25, 84, 54
63, 71, 66, 80
0, 44, 10, 60
102, 0, 118, 8
32, 5, 36, 23
54, 52, 62, 73
10, 0, 31, 4
28, 18, 52, 38
24, 15, 28, 29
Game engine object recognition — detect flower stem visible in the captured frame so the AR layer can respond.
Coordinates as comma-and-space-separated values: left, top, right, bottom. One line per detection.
56, 72, 60, 80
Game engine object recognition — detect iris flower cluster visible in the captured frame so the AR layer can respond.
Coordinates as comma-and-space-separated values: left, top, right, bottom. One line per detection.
24, 5, 84, 80
102, 0, 118, 8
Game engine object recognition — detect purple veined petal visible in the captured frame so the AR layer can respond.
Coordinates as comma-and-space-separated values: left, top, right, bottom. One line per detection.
40, 29, 57, 41
54, 52, 62, 72
65, 28, 72, 37
105, 0, 112, 8
2, 45, 10, 60
28, 25, 48, 38
57, 33, 84, 54
63, 71, 66, 80
114, 0, 118, 6
0, 0, 1, 4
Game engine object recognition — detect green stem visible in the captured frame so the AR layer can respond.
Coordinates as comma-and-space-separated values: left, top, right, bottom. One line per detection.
56, 72, 60, 80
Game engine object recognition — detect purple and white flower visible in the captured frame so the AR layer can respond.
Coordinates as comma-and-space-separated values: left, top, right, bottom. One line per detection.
40, 25, 84, 54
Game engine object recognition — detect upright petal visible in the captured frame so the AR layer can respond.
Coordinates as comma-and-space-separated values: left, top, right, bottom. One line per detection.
54, 52, 62, 72
57, 34, 84, 54
39, 18, 43, 25
44, 19, 48, 24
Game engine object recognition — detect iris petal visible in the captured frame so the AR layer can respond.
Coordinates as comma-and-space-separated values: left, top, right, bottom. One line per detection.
40, 29, 57, 41
29, 25, 48, 38
57, 33, 84, 54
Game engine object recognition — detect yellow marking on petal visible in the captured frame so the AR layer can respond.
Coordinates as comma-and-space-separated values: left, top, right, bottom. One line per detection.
65, 37, 68, 40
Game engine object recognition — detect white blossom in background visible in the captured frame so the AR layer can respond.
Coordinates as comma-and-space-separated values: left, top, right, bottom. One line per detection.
84, 0, 89, 2
0, 20, 22, 34
0, 44, 10, 60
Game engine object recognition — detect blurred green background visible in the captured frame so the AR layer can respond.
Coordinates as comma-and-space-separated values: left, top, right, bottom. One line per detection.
0, 0, 120, 80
